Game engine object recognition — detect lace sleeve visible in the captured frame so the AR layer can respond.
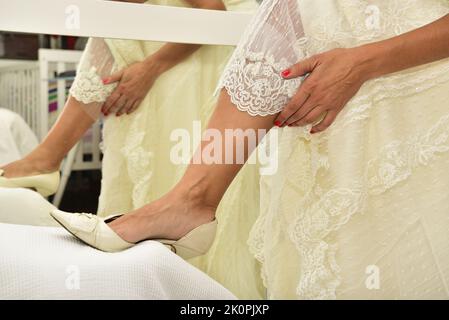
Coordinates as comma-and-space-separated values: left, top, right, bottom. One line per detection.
216, 0, 307, 116
70, 38, 118, 106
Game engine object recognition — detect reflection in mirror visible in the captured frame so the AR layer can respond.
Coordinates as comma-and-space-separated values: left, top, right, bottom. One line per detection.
0, 32, 85, 136
0, 0, 260, 212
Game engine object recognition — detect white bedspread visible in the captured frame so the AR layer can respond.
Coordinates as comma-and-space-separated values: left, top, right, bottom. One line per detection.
0, 189, 236, 300
0, 223, 236, 300
0, 188, 58, 227
0, 108, 38, 166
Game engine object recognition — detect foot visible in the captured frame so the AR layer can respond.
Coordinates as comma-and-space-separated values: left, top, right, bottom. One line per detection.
0, 152, 60, 178
107, 186, 217, 244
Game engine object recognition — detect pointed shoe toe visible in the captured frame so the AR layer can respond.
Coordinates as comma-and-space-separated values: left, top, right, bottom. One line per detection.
50, 209, 135, 252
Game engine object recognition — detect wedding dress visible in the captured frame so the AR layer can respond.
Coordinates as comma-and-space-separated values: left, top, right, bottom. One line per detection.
214, 0, 449, 299
69, 0, 265, 299
68, 0, 449, 299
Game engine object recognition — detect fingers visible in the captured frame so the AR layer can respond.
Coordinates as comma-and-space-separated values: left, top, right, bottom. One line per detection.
116, 99, 142, 117
102, 91, 121, 115
285, 96, 320, 126
126, 99, 142, 115
275, 55, 331, 129
109, 95, 128, 115
281, 55, 317, 79
310, 110, 338, 134
290, 105, 326, 126
282, 92, 314, 126
274, 75, 317, 126
103, 97, 141, 117
102, 70, 123, 85
102, 70, 124, 115
116, 99, 135, 116
103, 94, 127, 116
273, 92, 309, 126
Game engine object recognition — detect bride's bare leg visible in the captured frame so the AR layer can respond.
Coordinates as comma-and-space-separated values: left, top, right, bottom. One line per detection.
109, 89, 277, 243
1, 97, 97, 178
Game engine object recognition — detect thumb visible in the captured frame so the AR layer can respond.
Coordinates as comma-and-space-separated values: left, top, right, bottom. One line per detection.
103, 70, 123, 85
281, 56, 317, 79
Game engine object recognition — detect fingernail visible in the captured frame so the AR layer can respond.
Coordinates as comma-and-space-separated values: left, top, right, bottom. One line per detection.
274, 121, 281, 127
281, 69, 291, 78
102, 78, 109, 85
310, 129, 316, 134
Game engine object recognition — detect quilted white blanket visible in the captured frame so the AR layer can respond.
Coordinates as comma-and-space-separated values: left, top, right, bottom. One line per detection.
0, 189, 236, 300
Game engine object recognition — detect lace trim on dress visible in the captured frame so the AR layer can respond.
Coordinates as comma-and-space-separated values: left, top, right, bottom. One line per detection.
120, 120, 154, 208
219, 51, 303, 116
69, 66, 116, 104
249, 112, 449, 299
323, 62, 449, 140
69, 38, 118, 107
367, 114, 449, 196
217, 0, 449, 119
216, 0, 306, 116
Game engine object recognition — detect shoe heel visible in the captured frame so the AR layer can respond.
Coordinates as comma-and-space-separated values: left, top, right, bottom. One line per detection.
160, 219, 218, 260
36, 186, 55, 197
35, 172, 60, 197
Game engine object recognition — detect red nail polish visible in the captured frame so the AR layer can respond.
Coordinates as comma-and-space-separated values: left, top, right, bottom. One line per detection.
274, 121, 281, 127
281, 69, 291, 78
310, 129, 315, 134
102, 78, 109, 85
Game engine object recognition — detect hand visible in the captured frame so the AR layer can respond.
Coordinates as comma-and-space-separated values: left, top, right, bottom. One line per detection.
274, 47, 373, 133
102, 59, 163, 116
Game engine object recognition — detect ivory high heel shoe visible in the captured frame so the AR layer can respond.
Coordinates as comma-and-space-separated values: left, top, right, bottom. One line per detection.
50, 209, 218, 259
0, 169, 60, 197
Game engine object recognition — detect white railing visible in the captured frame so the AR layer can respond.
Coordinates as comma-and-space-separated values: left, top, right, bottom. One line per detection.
0, 50, 104, 206
0, 63, 40, 134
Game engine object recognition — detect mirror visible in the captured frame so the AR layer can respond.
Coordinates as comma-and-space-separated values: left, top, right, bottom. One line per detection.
0, 0, 261, 122
0, 0, 260, 211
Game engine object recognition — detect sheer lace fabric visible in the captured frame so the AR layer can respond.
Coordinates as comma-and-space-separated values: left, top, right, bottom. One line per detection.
217, 0, 306, 116
217, 0, 449, 299
69, 38, 118, 119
